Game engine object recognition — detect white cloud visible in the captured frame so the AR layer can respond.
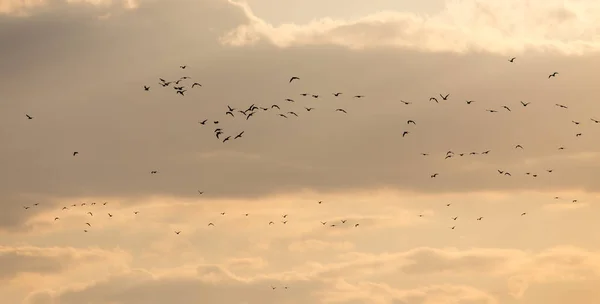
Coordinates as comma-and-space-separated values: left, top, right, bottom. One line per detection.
220, 0, 600, 55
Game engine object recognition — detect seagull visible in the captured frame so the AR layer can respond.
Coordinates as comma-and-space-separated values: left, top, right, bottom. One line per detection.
54, 217, 60, 221
401, 100, 411, 105
402, 131, 409, 137
175, 231, 181, 234
271, 105, 280, 110
192, 82, 202, 88
180, 65, 187, 69
208, 223, 214, 226
333, 92, 342, 96
234, 131, 244, 139
548, 72, 558, 78
289, 76, 300, 83
305, 107, 314, 111
199, 119, 207, 125
466, 100, 475, 104
335, 109, 347, 113
198, 190, 204, 195
73, 151, 79, 156
108, 213, 113, 217
555, 104, 568, 109
85, 223, 91, 226
521, 212, 527, 216
26, 114, 33, 119
515, 145, 524, 149
486, 109, 497, 113
520, 101, 530, 106
87, 212, 93, 216
354, 95, 364, 98
502, 105, 511, 111
429, 97, 439, 103
407, 120, 416, 125
440, 94, 449, 100
144, 86, 150, 91
431, 173, 439, 178
509, 57, 516, 62
477, 217, 483, 220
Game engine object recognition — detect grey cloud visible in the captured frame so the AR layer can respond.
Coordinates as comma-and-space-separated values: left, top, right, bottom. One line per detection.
0, 246, 114, 280
2, 0, 600, 230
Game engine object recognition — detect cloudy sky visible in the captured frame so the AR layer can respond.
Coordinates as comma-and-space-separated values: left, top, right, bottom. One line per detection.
2, 0, 600, 303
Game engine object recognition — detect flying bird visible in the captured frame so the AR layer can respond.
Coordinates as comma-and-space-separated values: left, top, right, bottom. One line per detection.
548, 72, 558, 78
234, 131, 244, 139
25, 114, 33, 119
143, 86, 150, 91
333, 92, 342, 96
440, 94, 449, 100
192, 82, 202, 88
520, 101, 530, 106
402, 131, 409, 137
289, 76, 300, 83
335, 109, 347, 113
509, 57, 516, 62
73, 151, 79, 156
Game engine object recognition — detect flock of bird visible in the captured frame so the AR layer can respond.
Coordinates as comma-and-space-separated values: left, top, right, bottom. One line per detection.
19, 57, 597, 290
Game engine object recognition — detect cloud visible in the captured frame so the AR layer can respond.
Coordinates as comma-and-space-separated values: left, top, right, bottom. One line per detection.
0, 246, 128, 281
221, 0, 600, 55
21, 245, 600, 303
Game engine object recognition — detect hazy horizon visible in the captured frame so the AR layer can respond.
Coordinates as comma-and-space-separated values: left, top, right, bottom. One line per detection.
2, 0, 600, 303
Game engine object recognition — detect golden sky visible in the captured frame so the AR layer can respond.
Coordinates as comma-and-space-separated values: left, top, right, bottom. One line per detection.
1, 0, 600, 303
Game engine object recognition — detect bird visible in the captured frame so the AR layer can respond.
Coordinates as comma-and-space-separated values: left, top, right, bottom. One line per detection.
466, 100, 475, 104
521, 213, 527, 216
54, 217, 59, 221
288, 111, 298, 117
208, 223, 214, 226
591, 118, 600, 123
515, 145, 524, 149
199, 119, 207, 125
226, 111, 234, 117
108, 213, 113, 217
502, 105, 511, 111
555, 104, 568, 109
520, 101, 530, 106
548, 72, 558, 78
429, 97, 438, 103
452, 217, 458, 220
335, 109, 347, 113
150, 170, 158, 174
180, 65, 187, 69
285, 98, 294, 102
305, 107, 314, 111
354, 95, 364, 98
85, 223, 91, 226
431, 173, 439, 178
198, 190, 204, 195
73, 151, 79, 156
192, 82, 202, 88
26, 114, 33, 119
354, 224, 359, 227
333, 92, 342, 96
87, 212, 93, 216
289, 76, 300, 83
407, 120, 416, 125
143, 85, 150, 91
175, 231, 181, 234
400, 100, 411, 105
486, 109, 497, 113
402, 131, 409, 137
271, 105, 280, 110
509, 57, 516, 62
234, 131, 244, 139
440, 94, 449, 100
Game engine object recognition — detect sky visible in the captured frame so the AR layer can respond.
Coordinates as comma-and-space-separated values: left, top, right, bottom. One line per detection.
2, 0, 600, 303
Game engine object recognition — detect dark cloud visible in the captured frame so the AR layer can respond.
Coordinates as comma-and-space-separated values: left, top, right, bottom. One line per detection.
0, 246, 107, 280
2, 0, 600, 231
